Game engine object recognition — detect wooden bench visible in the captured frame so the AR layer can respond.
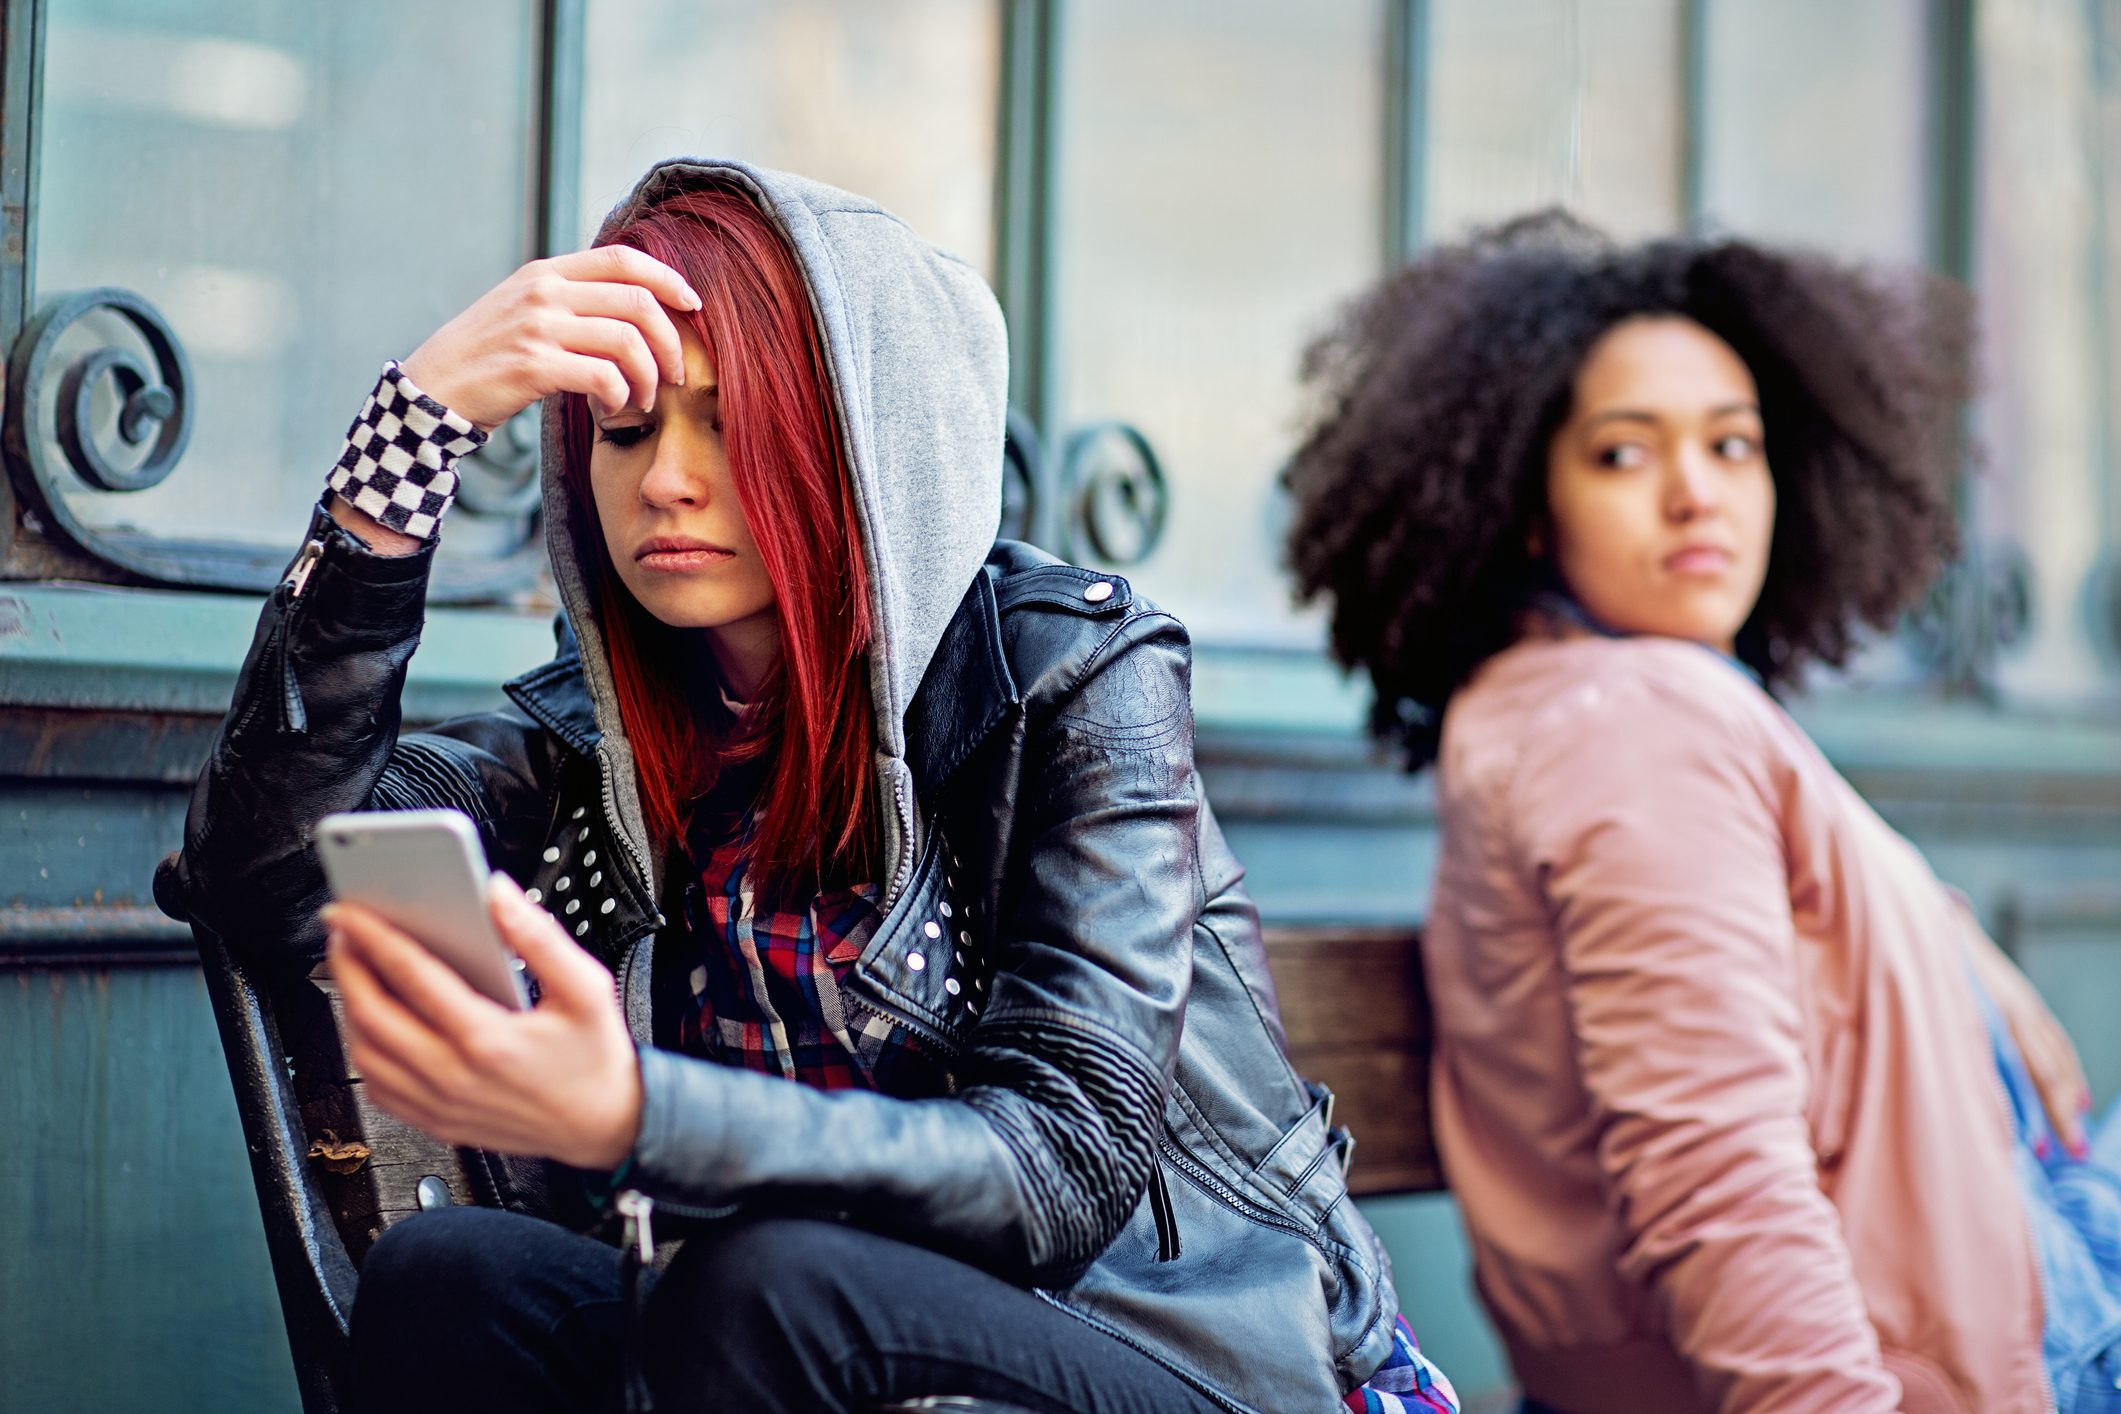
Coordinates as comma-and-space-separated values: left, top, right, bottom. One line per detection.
1260, 926, 1440, 1196
191, 910, 1438, 1412
303, 923, 1442, 1260
304, 924, 1443, 1250
288, 963, 480, 1264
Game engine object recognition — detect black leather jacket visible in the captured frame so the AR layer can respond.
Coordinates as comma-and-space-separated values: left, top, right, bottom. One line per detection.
159, 506, 1400, 1412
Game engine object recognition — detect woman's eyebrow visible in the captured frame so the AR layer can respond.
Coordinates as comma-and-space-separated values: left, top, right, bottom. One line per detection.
1580, 401, 1760, 431
1580, 408, 1660, 431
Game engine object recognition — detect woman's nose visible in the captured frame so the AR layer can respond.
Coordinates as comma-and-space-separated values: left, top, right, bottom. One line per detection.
1665, 448, 1722, 521
637, 441, 705, 508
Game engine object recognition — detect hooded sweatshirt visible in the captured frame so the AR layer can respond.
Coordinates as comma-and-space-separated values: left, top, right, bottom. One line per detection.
545, 158, 1010, 913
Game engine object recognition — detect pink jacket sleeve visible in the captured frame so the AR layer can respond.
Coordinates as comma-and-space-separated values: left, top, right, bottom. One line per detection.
1507, 670, 1901, 1413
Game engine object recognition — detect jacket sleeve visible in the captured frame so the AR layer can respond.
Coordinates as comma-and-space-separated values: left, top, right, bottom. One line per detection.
629, 609, 1197, 1288
1508, 670, 1901, 1414
159, 500, 557, 973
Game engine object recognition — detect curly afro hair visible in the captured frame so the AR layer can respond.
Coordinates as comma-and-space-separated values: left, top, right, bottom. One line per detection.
1284, 211, 1973, 770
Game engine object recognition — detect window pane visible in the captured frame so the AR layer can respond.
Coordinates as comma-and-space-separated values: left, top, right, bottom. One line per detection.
1051, 0, 1385, 648
1425, 0, 1684, 242
1697, 0, 1929, 261
34, 0, 540, 561
1974, 0, 2114, 704
579, 0, 1000, 275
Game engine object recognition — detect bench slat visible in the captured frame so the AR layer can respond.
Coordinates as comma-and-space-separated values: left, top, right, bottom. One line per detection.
1261, 927, 1441, 1196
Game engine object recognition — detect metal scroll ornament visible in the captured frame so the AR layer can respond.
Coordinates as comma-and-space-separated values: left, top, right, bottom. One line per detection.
8, 287, 193, 494
1902, 541, 2033, 696
1000, 408, 1044, 544
1059, 419, 1167, 566
454, 404, 542, 517
2089, 550, 2121, 671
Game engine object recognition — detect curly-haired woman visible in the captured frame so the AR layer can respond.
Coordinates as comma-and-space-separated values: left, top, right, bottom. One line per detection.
1285, 214, 2121, 1414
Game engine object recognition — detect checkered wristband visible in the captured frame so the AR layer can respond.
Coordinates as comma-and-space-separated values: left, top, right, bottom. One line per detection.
326, 361, 487, 541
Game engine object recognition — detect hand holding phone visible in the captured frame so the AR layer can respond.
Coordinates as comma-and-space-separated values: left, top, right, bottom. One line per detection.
316, 809, 529, 1009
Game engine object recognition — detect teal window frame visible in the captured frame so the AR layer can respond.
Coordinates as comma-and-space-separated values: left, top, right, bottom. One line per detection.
0, 0, 583, 602
2, 0, 2115, 794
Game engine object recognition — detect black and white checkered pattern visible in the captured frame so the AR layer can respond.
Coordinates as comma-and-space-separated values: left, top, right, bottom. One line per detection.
326, 361, 487, 540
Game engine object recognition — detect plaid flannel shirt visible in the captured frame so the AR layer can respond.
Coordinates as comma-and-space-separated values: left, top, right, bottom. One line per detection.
674, 783, 945, 1097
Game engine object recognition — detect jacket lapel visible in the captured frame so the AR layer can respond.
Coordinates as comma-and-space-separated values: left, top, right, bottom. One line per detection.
906, 565, 1019, 796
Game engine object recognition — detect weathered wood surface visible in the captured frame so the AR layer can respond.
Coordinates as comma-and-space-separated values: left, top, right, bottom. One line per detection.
1259, 926, 1441, 1196
291, 963, 474, 1264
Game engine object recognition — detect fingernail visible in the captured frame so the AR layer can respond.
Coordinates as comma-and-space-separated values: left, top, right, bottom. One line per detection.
2072, 1139, 2092, 1162
685, 287, 703, 311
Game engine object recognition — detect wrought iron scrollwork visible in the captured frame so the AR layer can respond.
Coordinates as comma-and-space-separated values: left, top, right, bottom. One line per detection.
8, 287, 192, 495
2088, 550, 2121, 670
2, 286, 541, 598
1058, 419, 1166, 566
1002, 413, 1169, 567
455, 405, 542, 517
1000, 408, 1043, 545
1903, 540, 2033, 695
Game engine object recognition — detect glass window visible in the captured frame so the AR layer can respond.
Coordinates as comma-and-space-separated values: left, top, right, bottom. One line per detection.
1971, 0, 2116, 706
1049, 0, 1386, 648
1425, 0, 1685, 242
1686, 0, 1937, 697
578, 0, 1001, 275
34, 0, 541, 564
1696, 0, 1930, 261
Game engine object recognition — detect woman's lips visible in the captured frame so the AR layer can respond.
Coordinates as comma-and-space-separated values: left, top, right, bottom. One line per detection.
1664, 545, 1734, 576
636, 542, 734, 572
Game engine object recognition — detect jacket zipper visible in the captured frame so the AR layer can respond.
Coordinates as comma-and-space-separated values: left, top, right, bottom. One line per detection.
1157, 1134, 1324, 1250
845, 971, 965, 1061
884, 771, 916, 906
1147, 1156, 1182, 1262
613, 1187, 743, 1236
285, 536, 324, 598
597, 750, 655, 904
246, 535, 326, 736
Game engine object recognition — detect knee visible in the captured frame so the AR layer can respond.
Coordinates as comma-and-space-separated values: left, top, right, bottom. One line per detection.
651, 1216, 859, 1322
642, 1218, 878, 1387
354, 1207, 525, 1335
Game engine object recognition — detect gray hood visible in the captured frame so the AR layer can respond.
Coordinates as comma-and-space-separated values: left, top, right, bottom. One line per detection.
539, 158, 1009, 900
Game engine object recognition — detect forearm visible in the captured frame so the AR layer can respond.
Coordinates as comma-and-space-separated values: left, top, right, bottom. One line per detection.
171, 502, 439, 962
1605, 1115, 1900, 1411
167, 361, 497, 952
329, 490, 424, 557
629, 1019, 1161, 1288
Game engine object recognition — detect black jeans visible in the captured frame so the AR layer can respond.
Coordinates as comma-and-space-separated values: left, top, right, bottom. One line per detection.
349, 1207, 1225, 1414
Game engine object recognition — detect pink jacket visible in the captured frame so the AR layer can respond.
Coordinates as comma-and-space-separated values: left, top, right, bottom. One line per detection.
1425, 633, 2047, 1413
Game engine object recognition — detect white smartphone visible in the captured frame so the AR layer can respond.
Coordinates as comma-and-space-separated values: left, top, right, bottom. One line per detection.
315, 809, 530, 1010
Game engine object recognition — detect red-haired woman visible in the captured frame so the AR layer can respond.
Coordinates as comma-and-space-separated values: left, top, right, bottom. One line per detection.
159, 161, 1458, 1414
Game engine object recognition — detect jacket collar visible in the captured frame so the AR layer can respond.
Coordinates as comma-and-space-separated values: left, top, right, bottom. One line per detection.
905, 565, 1020, 794
502, 575, 1022, 797
502, 614, 600, 756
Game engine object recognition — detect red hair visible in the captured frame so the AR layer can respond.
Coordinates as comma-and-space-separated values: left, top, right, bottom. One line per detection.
559, 185, 878, 893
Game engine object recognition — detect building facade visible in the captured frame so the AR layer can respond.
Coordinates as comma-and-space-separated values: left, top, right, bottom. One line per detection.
4, 2, 2119, 1409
